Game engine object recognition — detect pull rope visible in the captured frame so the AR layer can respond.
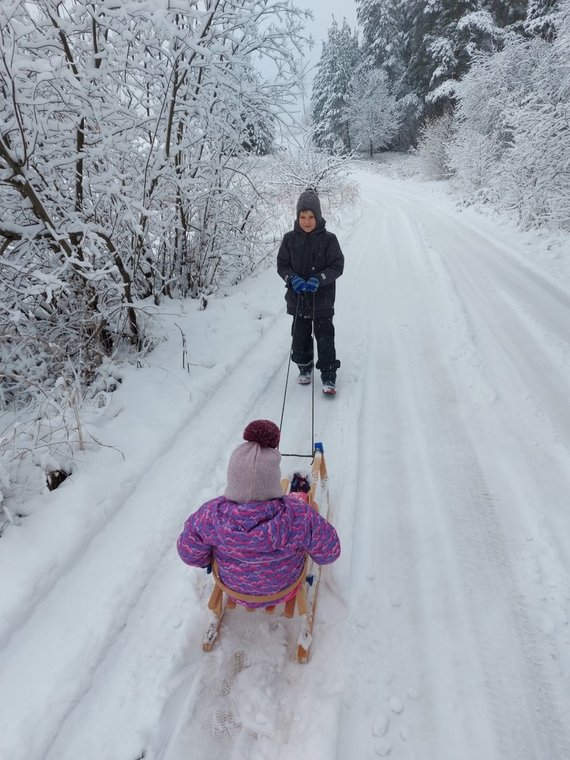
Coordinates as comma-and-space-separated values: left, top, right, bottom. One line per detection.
279, 292, 316, 459
310, 293, 316, 449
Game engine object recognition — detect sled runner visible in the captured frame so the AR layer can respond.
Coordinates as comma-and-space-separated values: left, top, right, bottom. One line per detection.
202, 443, 330, 664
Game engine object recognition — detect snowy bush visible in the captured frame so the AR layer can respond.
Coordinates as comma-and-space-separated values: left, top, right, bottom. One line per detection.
416, 113, 456, 180
269, 132, 353, 198
0, 358, 128, 532
448, 0, 570, 231
448, 127, 503, 203
0, 0, 309, 406
0, 0, 312, 511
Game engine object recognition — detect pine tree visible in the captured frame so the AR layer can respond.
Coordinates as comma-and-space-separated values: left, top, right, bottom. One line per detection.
356, 0, 425, 147
356, 0, 419, 97
354, 0, 557, 148
312, 18, 361, 153
408, 0, 489, 114
526, 0, 560, 38
482, 0, 528, 28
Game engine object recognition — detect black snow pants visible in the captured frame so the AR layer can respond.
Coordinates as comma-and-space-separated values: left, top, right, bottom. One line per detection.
291, 315, 341, 383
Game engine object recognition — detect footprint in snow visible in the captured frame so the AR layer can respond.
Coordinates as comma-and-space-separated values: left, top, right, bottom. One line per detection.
372, 714, 390, 737
389, 593, 402, 608
389, 696, 404, 714
374, 738, 392, 756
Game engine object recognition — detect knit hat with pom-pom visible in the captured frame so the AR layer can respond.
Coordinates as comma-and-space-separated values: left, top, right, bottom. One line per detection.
243, 419, 280, 448
296, 188, 322, 225
225, 420, 283, 503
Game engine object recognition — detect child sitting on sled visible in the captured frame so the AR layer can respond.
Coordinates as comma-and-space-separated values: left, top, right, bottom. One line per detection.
177, 420, 340, 608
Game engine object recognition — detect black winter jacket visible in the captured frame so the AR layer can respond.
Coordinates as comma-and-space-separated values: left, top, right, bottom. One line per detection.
277, 218, 344, 318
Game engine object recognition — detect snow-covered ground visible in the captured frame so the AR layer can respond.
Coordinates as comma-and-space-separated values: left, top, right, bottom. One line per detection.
1, 162, 570, 760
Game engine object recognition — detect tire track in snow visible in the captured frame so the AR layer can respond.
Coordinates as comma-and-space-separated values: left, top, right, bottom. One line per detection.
372, 174, 570, 321
414, 214, 570, 451
334, 186, 570, 760
423, 363, 570, 760
333, 203, 442, 759
413, 212, 570, 577
396, 206, 570, 760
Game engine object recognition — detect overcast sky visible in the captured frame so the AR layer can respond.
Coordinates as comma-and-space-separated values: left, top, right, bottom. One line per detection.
304, 0, 358, 68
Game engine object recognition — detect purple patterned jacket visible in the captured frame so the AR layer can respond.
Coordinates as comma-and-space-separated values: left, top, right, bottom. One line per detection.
177, 494, 340, 603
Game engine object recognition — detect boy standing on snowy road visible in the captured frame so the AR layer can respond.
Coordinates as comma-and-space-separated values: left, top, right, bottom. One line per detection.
277, 189, 344, 395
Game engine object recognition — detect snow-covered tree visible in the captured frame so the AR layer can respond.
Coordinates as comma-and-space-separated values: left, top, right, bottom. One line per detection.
346, 69, 400, 156
482, 0, 528, 28
0, 0, 309, 409
526, 0, 560, 38
356, 0, 422, 147
312, 18, 361, 153
416, 113, 456, 179
448, 0, 570, 230
408, 0, 503, 115
355, 0, 549, 146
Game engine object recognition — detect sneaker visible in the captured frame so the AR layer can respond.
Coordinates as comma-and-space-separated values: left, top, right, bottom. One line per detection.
322, 380, 336, 396
297, 370, 312, 385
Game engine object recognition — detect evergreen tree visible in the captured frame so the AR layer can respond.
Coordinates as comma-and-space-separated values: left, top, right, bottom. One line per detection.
356, 0, 419, 97
312, 18, 361, 153
526, 0, 560, 38
408, 0, 494, 114
354, 0, 559, 149
482, 0, 528, 28
356, 0, 424, 147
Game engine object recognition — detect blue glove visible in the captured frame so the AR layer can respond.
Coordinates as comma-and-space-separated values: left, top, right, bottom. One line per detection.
305, 276, 320, 293
290, 275, 306, 293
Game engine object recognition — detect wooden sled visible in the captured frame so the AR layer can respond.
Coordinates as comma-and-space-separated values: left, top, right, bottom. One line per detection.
202, 443, 330, 664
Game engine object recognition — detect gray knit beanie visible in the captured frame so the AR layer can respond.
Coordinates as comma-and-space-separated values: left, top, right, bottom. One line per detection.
224, 420, 284, 503
296, 188, 322, 224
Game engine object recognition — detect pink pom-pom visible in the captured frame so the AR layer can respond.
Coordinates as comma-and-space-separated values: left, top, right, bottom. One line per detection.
243, 419, 280, 449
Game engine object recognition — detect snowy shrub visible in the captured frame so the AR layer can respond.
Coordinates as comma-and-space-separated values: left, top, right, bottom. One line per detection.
448, 0, 570, 230
0, 0, 309, 411
267, 132, 354, 209
448, 127, 503, 203
0, 359, 128, 530
0, 0, 312, 512
416, 113, 456, 180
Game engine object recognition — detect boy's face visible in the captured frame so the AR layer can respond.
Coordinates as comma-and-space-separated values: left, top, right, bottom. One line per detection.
298, 210, 316, 233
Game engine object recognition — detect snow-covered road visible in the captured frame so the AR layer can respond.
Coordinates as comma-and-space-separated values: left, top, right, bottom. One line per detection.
1, 165, 569, 760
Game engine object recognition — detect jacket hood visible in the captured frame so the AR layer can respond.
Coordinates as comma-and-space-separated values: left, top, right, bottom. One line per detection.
214, 498, 292, 552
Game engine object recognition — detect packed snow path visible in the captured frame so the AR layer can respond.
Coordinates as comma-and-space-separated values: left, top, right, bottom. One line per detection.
1, 166, 569, 760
